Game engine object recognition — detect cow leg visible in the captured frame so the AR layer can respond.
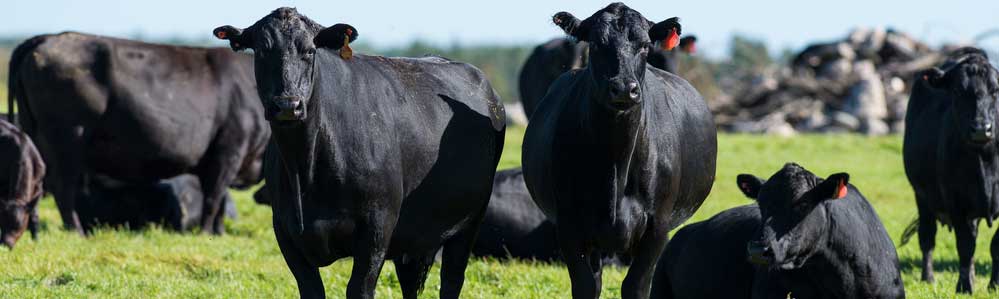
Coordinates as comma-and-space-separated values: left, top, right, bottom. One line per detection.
990, 227, 999, 290
274, 223, 325, 298
195, 142, 245, 235
954, 217, 979, 293
917, 201, 937, 282
558, 231, 599, 299
346, 219, 395, 299
621, 227, 670, 299
394, 254, 434, 299
45, 128, 86, 235
28, 206, 39, 240
440, 228, 478, 299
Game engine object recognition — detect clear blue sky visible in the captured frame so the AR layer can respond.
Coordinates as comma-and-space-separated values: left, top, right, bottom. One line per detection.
6, 0, 999, 58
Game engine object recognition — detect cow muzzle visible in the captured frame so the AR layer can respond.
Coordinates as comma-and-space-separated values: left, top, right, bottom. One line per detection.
272, 96, 306, 122
969, 122, 993, 145
747, 241, 772, 265
608, 81, 641, 110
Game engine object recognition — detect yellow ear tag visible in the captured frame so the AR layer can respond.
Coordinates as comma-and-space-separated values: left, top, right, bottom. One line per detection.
340, 32, 353, 60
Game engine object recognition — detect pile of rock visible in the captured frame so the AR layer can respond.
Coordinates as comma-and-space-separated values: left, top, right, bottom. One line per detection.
715, 28, 947, 136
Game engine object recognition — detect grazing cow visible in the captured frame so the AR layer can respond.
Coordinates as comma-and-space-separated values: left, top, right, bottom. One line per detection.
213, 7, 505, 299
7, 32, 270, 235
0, 119, 45, 248
650, 204, 760, 299
521, 3, 717, 298
743, 163, 904, 299
517, 35, 696, 120
903, 47, 999, 293
76, 174, 237, 231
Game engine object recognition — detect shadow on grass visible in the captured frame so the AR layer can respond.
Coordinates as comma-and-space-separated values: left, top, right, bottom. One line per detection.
899, 257, 995, 277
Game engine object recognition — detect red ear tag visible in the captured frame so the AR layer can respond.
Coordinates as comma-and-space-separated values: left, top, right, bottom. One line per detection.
216, 31, 227, 39
835, 180, 848, 199
664, 29, 680, 50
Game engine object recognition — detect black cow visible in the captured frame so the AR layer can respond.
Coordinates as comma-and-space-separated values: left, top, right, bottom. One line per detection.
77, 174, 237, 231
521, 3, 717, 298
650, 204, 760, 299
0, 119, 45, 248
213, 7, 505, 299
743, 163, 904, 299
7, 32, 270, 235
903, 47, 999, 293
473, 168, 560, 261
517, 35, 696, 120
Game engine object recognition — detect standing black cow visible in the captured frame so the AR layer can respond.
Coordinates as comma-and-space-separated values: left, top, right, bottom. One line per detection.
517, 35, 696, 120
742, 163, 904, 299
650, 204, 760, 299
903, 47, 999, 293
7, 33, 270, 235
77, 174, 237, 231
521, 3, 717, 298
0, 119, 45, 248
213, 7, 505, 299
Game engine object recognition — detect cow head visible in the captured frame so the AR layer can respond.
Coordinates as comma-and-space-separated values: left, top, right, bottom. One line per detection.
738, 163, 850, 270
679, 36, 697, 54
553, 3, 681, 111
0, 200, 33, 249
921, 47, 999, 147
214, 7, 357, 125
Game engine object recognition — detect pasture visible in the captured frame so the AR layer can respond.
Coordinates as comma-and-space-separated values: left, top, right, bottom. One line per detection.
0, 126, 996, 298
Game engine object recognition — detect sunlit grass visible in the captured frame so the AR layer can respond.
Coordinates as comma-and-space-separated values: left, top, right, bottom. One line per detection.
0, 129, 996, 298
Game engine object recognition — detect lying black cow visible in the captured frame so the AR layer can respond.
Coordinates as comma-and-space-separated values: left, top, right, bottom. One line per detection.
214, 7, 505, 299
650, 204, 760, 299
903, 47, 999, 293
522, 3, 716, 298
7, 32, 270, 234
517, 35, 696, 120
742, 163, 904, 299
77, 174, 237, 231
473, 168, 560, 261
0, 119, 45, 248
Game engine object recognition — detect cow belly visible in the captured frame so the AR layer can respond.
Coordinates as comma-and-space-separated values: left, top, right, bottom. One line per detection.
87, 119, 210, 180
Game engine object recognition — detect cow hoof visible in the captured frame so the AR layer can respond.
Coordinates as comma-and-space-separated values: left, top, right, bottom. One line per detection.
956, 280, 974, 294
921, 273, 934, 283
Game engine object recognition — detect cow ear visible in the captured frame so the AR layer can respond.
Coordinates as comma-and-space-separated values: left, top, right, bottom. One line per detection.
919, 67, 946, 88
315, 24, 358, 59
736, 174, 765, 200
815, 173, 850, 200
553, 12, 588, 41
213, 25, 250, 52
649, 17, 682, 51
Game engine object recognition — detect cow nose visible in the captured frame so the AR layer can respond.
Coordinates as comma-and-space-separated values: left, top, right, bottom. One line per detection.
970, 122, 993, 143
609, 82, 641, 106
273, 96, 304, 121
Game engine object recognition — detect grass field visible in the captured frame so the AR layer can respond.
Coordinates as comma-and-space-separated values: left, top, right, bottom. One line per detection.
1, 126, 997, 298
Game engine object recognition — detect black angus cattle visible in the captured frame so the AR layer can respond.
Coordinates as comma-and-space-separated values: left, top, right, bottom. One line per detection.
0, 119, 45, 248
517, 35, 696, 120
473, 168, 560, 261
903, 47, 999, 293
7, 32, 270, 235
521, 3, 717, 298
214, 7, 505, 299
473, 168, 630, 265
742, 163, 904, 299
77, 174, 237, 231
650, 204, 760, 299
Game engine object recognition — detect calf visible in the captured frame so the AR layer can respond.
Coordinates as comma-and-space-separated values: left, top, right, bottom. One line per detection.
473, 168, 560, 261
214, 7, 505, 299
77, 174, 236, 231
903, 47, 999, 293
522, 3, 716, 298
650, 204, 760, 299
742, 163, 904, 299
0, 119, 44, 248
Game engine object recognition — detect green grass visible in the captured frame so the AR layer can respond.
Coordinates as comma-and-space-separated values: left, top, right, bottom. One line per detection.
1, 128, 997, 298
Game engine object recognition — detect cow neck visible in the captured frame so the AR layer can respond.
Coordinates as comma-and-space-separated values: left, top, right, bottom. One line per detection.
580, 68, 649, 207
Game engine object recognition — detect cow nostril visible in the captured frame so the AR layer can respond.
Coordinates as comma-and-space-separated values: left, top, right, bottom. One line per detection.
627, 82, 640, 99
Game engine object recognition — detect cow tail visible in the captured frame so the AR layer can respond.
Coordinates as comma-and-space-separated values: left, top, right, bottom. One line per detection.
7, 35, 47, 127
899, 217, 919, 247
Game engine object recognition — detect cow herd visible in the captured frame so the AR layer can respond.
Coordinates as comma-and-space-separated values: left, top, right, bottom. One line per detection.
2, 2, 999, 299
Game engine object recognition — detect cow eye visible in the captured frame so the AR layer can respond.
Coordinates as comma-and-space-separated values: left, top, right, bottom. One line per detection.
306, 48, 316, 55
